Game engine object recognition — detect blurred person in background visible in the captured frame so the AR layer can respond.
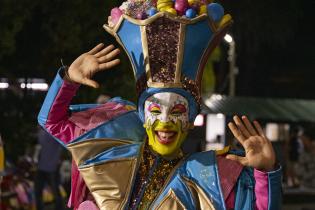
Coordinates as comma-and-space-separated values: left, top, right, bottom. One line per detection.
96, 94, 110, 104
59, 153, 71, 199
34, 127, 64, 210
286, 127, 301, 187
296, 127, 315, 188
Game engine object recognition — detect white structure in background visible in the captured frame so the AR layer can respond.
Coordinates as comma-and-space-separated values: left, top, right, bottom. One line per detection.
0, 78, 49, 91
0, 78, 9, 89
206, 113, 226, 150
0, 82, 9, 89
265, 123, 290, 142
19, 78, 48, 91
194, 114, 204, 127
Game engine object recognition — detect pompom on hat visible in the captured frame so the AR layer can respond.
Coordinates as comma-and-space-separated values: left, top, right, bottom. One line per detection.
104, 0, 232, 122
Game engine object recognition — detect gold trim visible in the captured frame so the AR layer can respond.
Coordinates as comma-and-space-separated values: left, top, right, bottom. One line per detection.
154, 189, 186, 210
67, 138, 133, 166
103, 12, 233, 92
103, 12, 212, 34
79, 157, 138, 210
175, 23, 186, 83
141, 25, 152, 82
147, 81, 182, 88
182, 176, 216, 210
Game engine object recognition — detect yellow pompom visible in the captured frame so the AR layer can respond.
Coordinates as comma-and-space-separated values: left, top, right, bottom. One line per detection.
188, 0, 196, 6
199, 5, 207, 15
166, 7, 177, 15
159, 5, 173, 12
157, 0, 173, 11
158, 0, 173, 3
157, 1, 173, 11
218, 14, 232, 28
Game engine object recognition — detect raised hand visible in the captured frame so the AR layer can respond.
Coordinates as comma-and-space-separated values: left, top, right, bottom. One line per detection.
227, 116, 276, 172
66, 43, 120, 88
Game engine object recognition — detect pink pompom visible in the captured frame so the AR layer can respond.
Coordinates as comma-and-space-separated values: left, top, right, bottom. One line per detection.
111, 7, 123, 25
175, 0, 189, 16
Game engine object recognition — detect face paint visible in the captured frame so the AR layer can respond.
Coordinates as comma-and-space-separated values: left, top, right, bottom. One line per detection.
144, 92, 190, 157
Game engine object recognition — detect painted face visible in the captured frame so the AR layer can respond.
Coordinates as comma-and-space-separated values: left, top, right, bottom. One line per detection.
144, 92, 190, 157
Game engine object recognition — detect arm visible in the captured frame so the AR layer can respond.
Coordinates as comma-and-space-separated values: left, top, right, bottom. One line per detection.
38, 69, 81, 144
38, 44, 120, 145
228, 116, 282, 210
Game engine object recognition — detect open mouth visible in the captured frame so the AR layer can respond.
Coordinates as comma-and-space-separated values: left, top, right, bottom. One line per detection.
155, 130, 177, 145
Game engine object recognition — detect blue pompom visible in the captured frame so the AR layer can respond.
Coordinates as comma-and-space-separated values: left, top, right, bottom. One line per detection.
207, 3, 224, 22
185, 8, 197, 19
148, 8, 158, 17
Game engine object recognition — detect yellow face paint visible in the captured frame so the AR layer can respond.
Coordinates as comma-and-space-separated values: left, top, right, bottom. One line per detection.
145, 120, 188, 157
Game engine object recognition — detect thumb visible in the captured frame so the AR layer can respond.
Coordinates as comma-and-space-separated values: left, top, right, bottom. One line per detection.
82, 78, 100, 88
226, 154, 248, 166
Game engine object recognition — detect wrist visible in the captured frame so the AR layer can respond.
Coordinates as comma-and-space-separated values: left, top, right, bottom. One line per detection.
62, 66, 77, 84
259, 161, 277, 172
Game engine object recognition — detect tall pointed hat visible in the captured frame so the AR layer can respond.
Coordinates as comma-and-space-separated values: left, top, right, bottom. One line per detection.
104, 0, 232, 122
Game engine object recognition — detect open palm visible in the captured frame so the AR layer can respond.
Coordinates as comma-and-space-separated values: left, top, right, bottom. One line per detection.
67, 43, 120, 88
227, 116, 276, 172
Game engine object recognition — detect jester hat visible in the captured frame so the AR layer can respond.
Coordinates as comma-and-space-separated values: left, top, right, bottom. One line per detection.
104, 0, 232, 123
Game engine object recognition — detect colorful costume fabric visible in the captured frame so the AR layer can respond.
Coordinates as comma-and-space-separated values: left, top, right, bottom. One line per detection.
38, 1, 282, 209
38, 70, 282, 210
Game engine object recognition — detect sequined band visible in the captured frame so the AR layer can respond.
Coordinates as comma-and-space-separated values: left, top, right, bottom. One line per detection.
182, 76, 201, 106
128, 142, 181, 210
146, 17, 180, 83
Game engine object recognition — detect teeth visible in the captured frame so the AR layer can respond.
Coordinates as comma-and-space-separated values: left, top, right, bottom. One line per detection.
155, 131, 177, 144
157, 131, 175, 138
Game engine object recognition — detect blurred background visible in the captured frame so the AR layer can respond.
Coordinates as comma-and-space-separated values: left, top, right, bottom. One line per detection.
0, 0, 314, 209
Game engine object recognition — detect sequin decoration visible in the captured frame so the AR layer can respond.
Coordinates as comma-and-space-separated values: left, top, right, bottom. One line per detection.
124, 0, 156, 19
128, 141, 182, 210
146, 17, 180, 84
182, 75, 201, 106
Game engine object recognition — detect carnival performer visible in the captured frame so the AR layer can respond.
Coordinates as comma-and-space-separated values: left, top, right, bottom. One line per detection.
38, 1, 282, 209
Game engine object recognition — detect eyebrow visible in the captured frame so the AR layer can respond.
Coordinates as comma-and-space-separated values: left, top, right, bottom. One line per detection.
148, 103, 161, 111
171, 104, 187, 112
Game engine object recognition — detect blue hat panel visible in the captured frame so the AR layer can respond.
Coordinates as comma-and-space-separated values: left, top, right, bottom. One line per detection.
182, 20, 214, 80
117, 20, 145, 79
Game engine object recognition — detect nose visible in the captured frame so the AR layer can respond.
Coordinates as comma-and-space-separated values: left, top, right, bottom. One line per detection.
159, 112, 170, 123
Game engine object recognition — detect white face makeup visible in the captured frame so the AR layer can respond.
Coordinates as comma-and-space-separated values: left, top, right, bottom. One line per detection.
144, 92, 189, 131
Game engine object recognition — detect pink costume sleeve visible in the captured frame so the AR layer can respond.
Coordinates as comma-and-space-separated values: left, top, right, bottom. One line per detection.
44, 80, 83, 143
254, 169, 269, 210
217, 155, 269, 209
38, 71, 130, 209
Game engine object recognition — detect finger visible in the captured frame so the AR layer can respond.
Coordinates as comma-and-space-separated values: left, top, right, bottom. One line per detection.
88, 43, 105, 55
242, 116, 258, 136
226, 154, 248, 166
228, 122, 246, 144
98, 59, 120, 71
253, 121, 266, 137
233, 115, 251, 138
82, 78, 99, 88
98, 48, 120, 63
95, 44, 115, 58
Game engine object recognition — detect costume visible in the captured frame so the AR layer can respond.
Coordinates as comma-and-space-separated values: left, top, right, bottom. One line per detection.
38, 1, 282, 209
